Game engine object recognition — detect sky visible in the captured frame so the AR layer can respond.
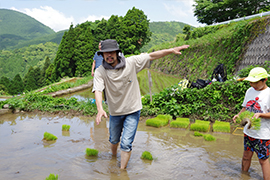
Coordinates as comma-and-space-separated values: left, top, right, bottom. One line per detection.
0, 0, 203, 32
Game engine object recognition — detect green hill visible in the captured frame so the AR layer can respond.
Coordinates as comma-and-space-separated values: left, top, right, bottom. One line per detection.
140, 21, 193, 52
0, 9, 56, 50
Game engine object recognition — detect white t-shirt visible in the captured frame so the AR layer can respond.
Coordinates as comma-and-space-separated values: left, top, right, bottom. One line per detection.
242, 87, 270, 139
92, 53, 150, 116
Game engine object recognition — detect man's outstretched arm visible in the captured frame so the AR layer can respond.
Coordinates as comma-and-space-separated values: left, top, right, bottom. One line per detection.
149, 45, 189, 61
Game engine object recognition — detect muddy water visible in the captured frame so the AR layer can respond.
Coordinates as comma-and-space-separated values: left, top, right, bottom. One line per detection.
61, 88, 95, 101
0, 113, 265, 180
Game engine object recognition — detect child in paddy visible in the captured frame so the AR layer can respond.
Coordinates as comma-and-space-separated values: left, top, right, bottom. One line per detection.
233, 67, 270, 179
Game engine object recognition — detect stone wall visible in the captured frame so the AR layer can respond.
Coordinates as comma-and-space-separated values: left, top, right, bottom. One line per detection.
236, 25, 270, 72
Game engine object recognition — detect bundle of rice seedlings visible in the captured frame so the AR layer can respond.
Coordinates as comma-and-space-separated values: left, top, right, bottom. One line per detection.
45, 173, 58, 180
146, 114, 171, 128
236, 111, 261, 130
43, 132, 58, 141
213, 121, 230, 133
170, 117, 190, 128
85, 148, 98, 156
194, 131, 203, 137
141, 151, 153, 160
203, 134, 216, 141
62, 124, 71, 131
190, 120, 210, 132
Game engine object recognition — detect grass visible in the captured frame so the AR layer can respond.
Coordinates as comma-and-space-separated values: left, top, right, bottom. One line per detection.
43, 132, 57, 141
45, 173, 58, 180
190, 120, 210, 132
62, 124, 70, 131
236, 111, 261, 130
203, 134, 216, 141
85, 148, 98, 156
194, 131, 203, 137
170, 117, 190, 128
141, 151, 153, 160
213, 121, 230, 133
137, 69, 182, 95
146, 114, 172, 128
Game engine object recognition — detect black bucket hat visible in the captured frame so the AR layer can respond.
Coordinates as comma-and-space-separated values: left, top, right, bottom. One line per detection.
97, 39, 122, 55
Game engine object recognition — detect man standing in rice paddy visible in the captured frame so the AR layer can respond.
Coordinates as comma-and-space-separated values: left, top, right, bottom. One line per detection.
233, 67, 270, 179
92, 39, 189, 169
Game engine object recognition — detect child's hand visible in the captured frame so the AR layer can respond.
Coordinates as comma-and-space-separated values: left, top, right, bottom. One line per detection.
252, 113, 261, 119
233, 115, 239, 123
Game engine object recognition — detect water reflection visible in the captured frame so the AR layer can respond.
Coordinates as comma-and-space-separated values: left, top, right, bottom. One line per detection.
0, 112, 265, 180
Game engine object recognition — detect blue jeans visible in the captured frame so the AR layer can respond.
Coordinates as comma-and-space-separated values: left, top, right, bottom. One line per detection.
109, 110, 141, 152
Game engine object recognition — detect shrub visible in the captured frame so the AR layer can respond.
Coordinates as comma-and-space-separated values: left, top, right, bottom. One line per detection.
43, 132, 58, 141
141, 151, 153, 160
85, 148, 98, 156
190, 120, 210, 132
45, 173, 58, 180
170, 117, 190, 128
62, 124, 70, 131
203, 134, 216, 141
213, 121, 230, 133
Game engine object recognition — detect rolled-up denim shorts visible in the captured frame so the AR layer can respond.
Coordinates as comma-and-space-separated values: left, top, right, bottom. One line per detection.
109, 110, 141, 152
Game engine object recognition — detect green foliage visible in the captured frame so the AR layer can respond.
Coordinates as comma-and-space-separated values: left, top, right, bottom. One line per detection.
194, 131, 203, 137
145, 114, 171, 128
237, 111, 261, 130
142, 79, 249, 122
85, 148, 98, 156
190, 120, 210, 132
170, 118, 190, 128
203, 134, 216, 141
150, 17, 268, 83
45, 173, 58, 180
0, 42, 57, 80
62, 124, 70, 131
213, 121, 231, 133
43, 132, 57, 141
193, 0, 270, 25
141, 151, 153, 160
0, 9, 55, 50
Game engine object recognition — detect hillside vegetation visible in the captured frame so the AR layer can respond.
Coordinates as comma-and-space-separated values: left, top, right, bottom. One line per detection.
0, 9, 55, 50
149, 15, 270, 81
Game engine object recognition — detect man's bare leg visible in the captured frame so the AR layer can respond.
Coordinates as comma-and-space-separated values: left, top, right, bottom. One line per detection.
120, 151, 131, 169
111, 143, 119, 156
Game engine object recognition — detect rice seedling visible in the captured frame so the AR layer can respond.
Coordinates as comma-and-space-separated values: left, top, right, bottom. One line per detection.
213, 121, 230, 133
190, 120, 210, 132
141, 151, 153, 160
43, 132, 58, 141
170, 118, 190, 128
45, 173, 58, 180
62, 124, 70, 131
236, 111, 261, 130
203, 134, 216, 141
194, 131, 203, 137
85, 148, 98, 156
146, 114, 171, 128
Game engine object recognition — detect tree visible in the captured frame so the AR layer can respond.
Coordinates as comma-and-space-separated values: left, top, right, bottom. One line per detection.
121, 7, 152, 54
193, 0, 270, 25
9, 74, 24, 95
23, 66, 38, 91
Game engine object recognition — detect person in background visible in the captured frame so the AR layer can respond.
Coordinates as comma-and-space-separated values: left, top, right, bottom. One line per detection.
233, 67, 270, 179
92, 39, 189, 169
92, 41, 107, 103
91, 41, 103, 76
